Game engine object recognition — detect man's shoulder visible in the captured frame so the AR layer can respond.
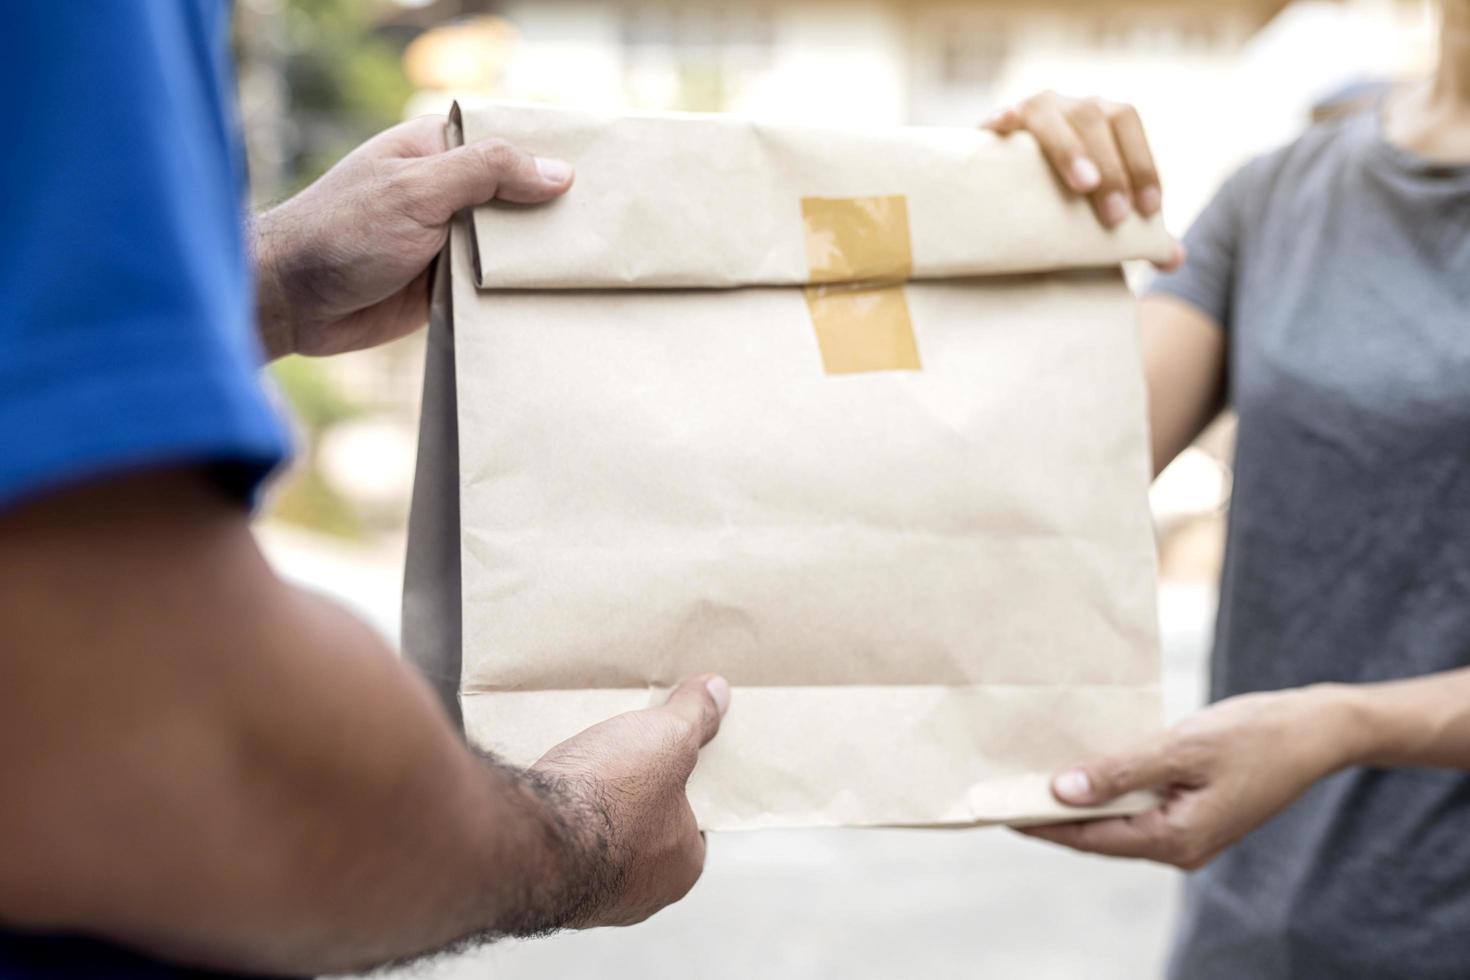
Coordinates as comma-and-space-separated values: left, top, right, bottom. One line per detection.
0, 0, 287, 514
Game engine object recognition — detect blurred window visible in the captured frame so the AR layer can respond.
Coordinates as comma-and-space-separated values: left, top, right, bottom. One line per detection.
1178, 16, 1222, 50
1088, 15, 1135, 50
618, 2, 775, 112
620, 4, 774, 61
937, 23, 1008, 90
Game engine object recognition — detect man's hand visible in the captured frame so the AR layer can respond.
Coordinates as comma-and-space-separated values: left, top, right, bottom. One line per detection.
253, 115, 574, 359
1019, 688, 1355, 869
533, 675, 732, 928
0, 467, 727, 975
984, 91, 1182, 267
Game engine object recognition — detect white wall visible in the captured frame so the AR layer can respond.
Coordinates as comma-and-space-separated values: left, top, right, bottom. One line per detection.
731, 2, 909, 125
497, 1, 625, 109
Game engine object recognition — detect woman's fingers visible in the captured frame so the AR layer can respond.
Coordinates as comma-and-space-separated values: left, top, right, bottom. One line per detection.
988, 92, 1166, 232
1161, 239, 1187, 272
980, 104, 1023, 135
1103, 101, 1163, 216
1051, 733, 1184, 807
1019, 806, 1214, 869
1021, 810, 1163, 860
1016, 95, 1103, 196
1061, 99, 1134, 227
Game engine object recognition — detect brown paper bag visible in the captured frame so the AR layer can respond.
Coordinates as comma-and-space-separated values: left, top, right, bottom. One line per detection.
403, 101, 1169, 830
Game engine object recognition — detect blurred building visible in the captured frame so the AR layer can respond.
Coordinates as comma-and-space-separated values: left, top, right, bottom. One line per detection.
237, 9, 1444, 978
254, 0, 1435, 550
399, 0, 1433, 220
478, 0, 1283, 126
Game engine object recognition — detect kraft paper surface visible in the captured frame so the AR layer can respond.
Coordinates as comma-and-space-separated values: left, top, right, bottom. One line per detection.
402, 102, 1168, 830
455, 102, 1174, 290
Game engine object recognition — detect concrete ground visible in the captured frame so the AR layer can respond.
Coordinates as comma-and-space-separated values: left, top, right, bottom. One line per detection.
392, 829, 1179, 980
376, 828, 1181, 980
257, 526, 1213, 980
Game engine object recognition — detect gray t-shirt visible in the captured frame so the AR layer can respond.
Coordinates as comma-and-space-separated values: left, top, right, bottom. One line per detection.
1150, 108, 1470, 979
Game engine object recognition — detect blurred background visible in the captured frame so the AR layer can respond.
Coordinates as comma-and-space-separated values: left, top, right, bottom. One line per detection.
231, 1, 1436, 976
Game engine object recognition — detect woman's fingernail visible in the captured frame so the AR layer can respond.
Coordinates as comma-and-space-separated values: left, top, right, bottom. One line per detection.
1102, 191, 1131, 226
535, 156, 573, 183
1162, 240, 1187, 271
1071, 157, 1101, 191
1137, 185, 1162, 215
705, 676, 732, 716
1055, 769, 1093, 803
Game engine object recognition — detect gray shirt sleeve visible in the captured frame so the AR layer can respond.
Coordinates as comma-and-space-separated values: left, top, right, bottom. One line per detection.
1147, 163, 1256, 332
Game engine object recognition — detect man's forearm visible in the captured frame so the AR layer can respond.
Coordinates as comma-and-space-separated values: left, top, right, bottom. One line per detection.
198, 589, 615, 971
0, 469, 606, 975
251, 209, 299, 361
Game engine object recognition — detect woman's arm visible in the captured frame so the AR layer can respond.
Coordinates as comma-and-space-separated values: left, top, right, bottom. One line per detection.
1140, 294, 1227, 476
997, 96, 1468, 867
1340, 670, 1470, 769
989, 90, 1470, 872
1018, 671, 1470, 869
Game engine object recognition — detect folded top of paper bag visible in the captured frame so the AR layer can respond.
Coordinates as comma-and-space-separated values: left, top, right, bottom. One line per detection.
451, 101, 1174, 291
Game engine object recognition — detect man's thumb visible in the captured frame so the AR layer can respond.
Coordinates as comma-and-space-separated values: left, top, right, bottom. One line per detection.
660, 674, 731, 748
405, 137, 573, 224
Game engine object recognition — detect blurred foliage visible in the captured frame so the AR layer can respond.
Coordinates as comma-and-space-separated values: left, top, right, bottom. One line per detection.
269, 465, 367, 539
278, 0, 412, 187
268, 356, 365, 539
237, 1, 411, 538
270, 355, 360, 430
237, 0, 413, 197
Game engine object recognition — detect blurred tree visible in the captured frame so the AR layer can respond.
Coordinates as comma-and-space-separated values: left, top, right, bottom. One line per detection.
235, 0, 413, 202
270, 355, 359, 431
235, 0, 417, 539
266, 355, 368, 538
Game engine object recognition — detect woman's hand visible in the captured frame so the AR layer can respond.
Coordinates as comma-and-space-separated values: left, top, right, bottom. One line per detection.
253, 116, 574, 360
1021, 687, 1362, 869
984, 91, 1181, 266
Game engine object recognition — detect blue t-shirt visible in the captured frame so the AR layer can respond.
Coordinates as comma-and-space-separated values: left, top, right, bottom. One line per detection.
0, 1, 288, 512
1, 3, 291, 977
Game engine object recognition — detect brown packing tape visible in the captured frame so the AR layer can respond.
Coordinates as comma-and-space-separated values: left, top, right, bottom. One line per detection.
804, 284, 921, 375
800, 195, 921, 375
801, 195, 913, 284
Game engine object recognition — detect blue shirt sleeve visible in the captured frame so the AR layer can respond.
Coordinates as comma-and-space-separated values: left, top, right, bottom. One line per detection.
0, 2, 290, 512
